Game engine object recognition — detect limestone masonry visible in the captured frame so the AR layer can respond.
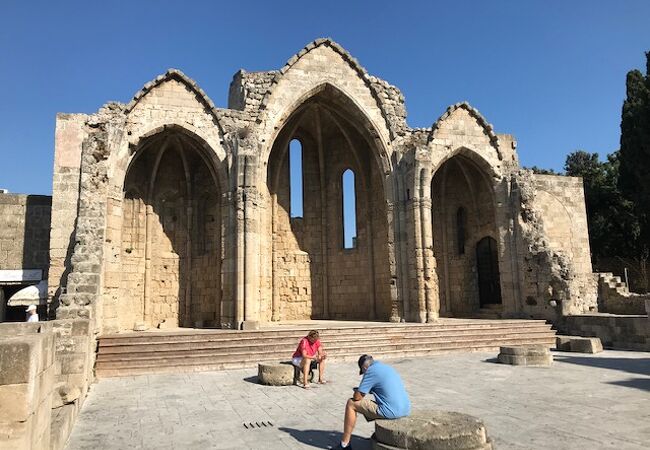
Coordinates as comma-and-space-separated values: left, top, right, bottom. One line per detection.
42, 38, 598, 333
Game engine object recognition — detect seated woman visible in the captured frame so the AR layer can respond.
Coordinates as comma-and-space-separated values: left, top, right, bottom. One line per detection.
292, 330, 327, 388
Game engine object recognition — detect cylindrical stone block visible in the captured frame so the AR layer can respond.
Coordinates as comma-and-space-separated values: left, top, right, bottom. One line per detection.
257, 362, 294, 386
497, 345, 552, 366
373, 411, 493, 450
499, 345, 548, 356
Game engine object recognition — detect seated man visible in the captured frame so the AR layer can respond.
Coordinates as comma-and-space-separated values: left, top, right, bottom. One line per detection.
291, 330, 327, 388
336, 354, 411, 449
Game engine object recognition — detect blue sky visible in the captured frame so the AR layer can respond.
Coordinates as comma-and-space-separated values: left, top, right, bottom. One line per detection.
1, 0, 649, 195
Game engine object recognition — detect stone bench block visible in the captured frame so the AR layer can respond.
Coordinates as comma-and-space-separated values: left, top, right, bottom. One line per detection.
257, 362, 294, 386
497, 345, 552, 366
373, 410, 493, 450
556, 336, 603, 353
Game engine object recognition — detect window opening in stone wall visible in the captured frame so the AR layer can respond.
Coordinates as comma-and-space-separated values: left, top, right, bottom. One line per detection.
342, 169, 357, 249
289, 139, 303, 218
456, 207, 466, 255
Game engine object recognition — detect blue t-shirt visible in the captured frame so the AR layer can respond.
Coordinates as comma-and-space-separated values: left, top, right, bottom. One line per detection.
358, 361, 411, 419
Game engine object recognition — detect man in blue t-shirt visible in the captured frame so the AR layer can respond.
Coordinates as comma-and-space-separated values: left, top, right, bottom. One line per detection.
335, 354, 411, 449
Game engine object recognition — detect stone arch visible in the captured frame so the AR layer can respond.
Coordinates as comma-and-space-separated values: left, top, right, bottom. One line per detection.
125, 69, 224, 133
125, 123, 228, 195
430, 150, 501, 316
430, 102, 503, 161
104, 126, 226, 332
263, 84, 395, 322
260, 82, 393, 184
258, 38, 398, 142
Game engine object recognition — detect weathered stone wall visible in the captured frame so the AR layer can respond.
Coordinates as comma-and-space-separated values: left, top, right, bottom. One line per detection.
0, 324, 54, 449
48, 114, 86, 310
513, 171, 597, 320
0, 194, 51, 272
562, 314, 650, 351
0, 319, 92, 450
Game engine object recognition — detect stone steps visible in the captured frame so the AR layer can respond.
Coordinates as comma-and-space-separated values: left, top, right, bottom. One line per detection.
96, 332, 555, 361
97, 325, 552, 352
95, 320, 556, 378
98, 320, 547, 345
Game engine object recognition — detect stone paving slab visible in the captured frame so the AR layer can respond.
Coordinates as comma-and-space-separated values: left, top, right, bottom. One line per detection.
65, 350, 650, 450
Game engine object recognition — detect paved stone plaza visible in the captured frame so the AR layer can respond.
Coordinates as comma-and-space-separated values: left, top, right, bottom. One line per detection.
65, 350, 650, 450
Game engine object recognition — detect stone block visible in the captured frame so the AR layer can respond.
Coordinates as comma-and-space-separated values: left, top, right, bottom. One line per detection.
242, 320, 260, 330
0, 322, 52, 337
257, 362, 295, 386
555, 336, 572, 351
499, 345, 549, 356
0, 335, 46, 385
570, 337, 603, 353
50, 403, 76, 450
497, 345, 552, 366
0, 383, 32, 422
157, 319, 176, 329
0, 416, 33, 450
57, 352, 87, 375
373, 410, 492, 450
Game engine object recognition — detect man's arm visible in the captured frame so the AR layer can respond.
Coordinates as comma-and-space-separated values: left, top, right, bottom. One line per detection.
352, 389, 364, 401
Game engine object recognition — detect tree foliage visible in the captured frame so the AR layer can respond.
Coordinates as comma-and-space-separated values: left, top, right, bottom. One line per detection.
527, 166, 559, 175
619, 51, 650, 258
564, 150, 640, 259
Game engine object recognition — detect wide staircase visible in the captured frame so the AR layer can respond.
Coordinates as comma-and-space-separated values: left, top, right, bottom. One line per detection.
95, 319, 557, 378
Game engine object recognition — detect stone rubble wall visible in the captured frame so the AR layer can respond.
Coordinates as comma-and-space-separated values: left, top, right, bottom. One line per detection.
0, 319, 93, 450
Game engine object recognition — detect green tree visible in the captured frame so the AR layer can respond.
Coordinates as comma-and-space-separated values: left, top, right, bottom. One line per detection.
526, 166, 559, 175
619, 51, 650, 255
565, 150, 640, 259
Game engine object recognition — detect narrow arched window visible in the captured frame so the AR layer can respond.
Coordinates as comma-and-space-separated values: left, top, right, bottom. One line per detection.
456, 207, 466, 255
342, 169, 357, 249
289, 139, 303, 218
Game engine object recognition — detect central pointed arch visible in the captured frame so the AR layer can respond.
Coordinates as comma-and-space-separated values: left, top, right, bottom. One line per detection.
262, 83, 395, 322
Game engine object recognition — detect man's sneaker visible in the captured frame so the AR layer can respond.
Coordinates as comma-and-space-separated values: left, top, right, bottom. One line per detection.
332, 443, 352, 450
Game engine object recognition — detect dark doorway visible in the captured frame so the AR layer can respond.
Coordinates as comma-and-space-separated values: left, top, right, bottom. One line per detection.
476, 237, 502, 306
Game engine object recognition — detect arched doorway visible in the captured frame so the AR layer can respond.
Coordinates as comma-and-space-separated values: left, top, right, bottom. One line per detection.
118, 130, 223, 330
430, 152, 501, 316
265, 85, 392, 322
476, 236, 502, 307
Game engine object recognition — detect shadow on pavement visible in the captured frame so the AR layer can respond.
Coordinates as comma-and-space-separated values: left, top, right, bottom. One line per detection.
553, 355, 650, 376
278, 427, 372, 449
607, 378, 650, 392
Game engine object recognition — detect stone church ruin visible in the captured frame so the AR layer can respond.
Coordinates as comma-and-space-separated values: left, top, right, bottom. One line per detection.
43, 38, 598, 333
4, 37, 650, 450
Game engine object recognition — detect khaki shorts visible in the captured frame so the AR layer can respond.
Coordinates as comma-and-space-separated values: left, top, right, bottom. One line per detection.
354, 397, 384, 421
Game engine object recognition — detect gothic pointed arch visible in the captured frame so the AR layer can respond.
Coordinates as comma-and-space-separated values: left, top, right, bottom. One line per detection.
257, 39, 404, 155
